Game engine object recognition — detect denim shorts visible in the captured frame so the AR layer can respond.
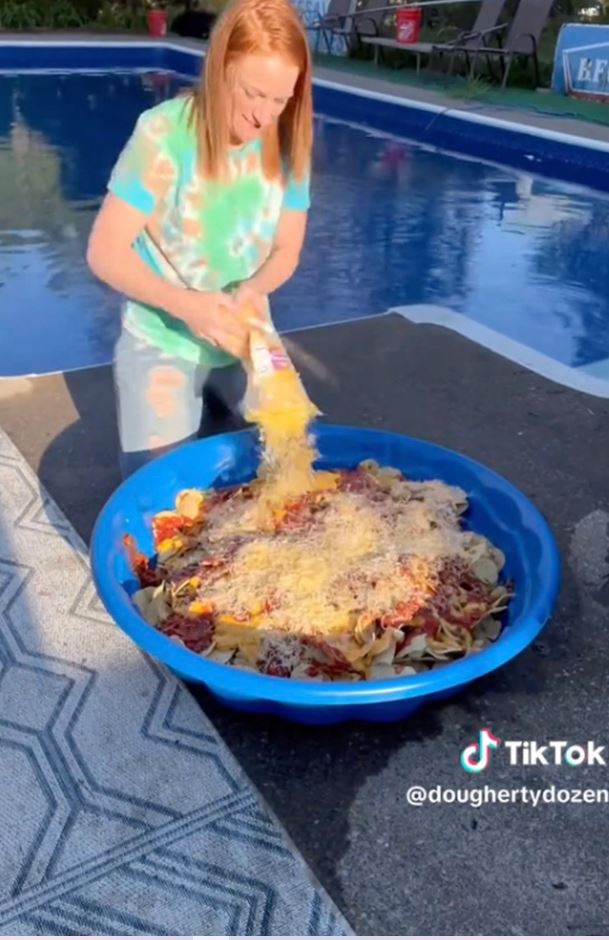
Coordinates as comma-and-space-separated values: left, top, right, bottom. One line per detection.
113, 326, 248, 478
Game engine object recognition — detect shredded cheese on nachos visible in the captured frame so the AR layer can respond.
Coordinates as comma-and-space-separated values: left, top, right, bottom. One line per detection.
126, 462, 513, 682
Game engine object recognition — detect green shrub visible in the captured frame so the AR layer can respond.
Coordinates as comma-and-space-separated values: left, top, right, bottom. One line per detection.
94, 0, 146, 30
0, 0, 91, 28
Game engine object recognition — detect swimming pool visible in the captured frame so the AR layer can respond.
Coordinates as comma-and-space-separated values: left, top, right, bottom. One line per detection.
2, 41, 609, 392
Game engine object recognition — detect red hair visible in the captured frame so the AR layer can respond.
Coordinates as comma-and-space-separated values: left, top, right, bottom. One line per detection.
190, 0, 313, 183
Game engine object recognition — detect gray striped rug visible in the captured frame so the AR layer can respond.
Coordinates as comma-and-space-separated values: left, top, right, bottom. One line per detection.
0, 426, 352, 936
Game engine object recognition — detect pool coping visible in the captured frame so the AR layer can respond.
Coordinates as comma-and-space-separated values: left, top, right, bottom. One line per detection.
392, 306, 609, 400
3, 32, 609, 154
289, 309, 609, 400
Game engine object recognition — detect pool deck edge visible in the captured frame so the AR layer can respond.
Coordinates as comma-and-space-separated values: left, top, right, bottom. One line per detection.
392, 305, 609, 400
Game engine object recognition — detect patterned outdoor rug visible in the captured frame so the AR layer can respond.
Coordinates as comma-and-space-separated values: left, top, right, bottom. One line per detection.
0, 426, 351, 936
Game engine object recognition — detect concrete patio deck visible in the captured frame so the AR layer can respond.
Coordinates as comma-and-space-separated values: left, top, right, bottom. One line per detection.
1, 313, 608, 934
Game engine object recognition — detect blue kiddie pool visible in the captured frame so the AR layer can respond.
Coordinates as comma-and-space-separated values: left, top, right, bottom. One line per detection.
90, 424, 561, 725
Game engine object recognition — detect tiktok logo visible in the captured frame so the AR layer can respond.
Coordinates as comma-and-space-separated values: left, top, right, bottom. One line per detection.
460, 728, 501, 773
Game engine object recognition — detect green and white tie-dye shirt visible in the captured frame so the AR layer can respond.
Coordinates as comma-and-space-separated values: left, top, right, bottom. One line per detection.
107, 94, 310, 367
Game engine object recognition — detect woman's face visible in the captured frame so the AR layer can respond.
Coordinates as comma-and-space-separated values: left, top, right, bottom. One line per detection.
228, 52, 299, 145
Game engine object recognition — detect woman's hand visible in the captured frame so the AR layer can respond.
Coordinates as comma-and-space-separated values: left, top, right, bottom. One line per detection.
171, 290, 252, 360
232, 282, 269, 328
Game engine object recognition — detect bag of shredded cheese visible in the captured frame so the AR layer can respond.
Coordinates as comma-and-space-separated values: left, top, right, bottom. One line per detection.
238, 309, 322, 518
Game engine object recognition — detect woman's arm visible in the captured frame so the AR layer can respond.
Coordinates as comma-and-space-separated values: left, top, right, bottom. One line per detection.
236, 210, 307, 306
87, 194, 185, 313
87, 194, 255, 359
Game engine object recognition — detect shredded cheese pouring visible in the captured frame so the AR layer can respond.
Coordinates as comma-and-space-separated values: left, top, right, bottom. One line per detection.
242, 324, 330, 524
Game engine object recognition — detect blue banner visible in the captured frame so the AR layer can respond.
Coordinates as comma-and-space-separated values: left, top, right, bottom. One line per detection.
552, 22, 609, 100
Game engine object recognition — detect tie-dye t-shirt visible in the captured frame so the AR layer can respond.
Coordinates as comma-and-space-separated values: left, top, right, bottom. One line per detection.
107, 94, 310, 367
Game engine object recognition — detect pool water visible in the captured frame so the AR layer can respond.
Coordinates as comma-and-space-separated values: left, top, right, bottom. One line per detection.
1, 69, 609, 378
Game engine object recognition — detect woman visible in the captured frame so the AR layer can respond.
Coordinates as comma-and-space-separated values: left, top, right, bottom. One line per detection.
87, 0, 313, 477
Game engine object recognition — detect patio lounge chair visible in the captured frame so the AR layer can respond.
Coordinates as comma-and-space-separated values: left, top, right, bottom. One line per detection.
307, 0, 358, 55
320, 3, 401, 59
430, 0, 508, 74
361, 0, 507, 72
456, 0, 555, 88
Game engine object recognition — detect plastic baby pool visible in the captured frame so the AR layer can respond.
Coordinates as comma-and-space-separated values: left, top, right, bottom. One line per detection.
90, 424, 561, 725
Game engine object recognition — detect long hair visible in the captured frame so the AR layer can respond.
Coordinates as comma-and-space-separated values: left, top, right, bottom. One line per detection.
189, 0, 313, 184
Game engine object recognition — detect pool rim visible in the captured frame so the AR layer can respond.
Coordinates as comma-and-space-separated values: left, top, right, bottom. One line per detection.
2, 36, 609, 159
